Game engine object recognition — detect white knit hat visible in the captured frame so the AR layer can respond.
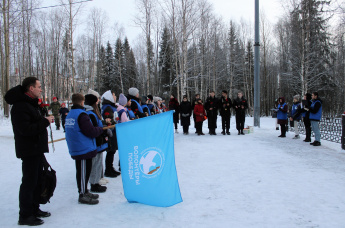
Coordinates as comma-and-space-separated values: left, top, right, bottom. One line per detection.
88, 88, 100, 98
128, 87, 139, 97
101, 90, 115, 104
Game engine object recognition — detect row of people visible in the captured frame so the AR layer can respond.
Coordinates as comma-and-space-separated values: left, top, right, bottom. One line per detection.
275, 92, 323, 146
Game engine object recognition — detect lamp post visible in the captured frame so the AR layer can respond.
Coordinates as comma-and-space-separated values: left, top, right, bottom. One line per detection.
254, 0, 260, 127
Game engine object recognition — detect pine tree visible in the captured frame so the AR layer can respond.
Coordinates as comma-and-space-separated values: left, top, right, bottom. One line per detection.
158, 27, 173, 96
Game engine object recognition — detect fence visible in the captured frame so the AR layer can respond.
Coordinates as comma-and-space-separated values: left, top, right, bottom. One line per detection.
293, 117, 343, 144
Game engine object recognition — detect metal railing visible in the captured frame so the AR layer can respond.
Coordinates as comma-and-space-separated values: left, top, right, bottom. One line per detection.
294, 117, 342, 143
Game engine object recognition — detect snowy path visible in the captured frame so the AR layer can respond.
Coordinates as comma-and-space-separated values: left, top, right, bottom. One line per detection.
1, 117, 345, 228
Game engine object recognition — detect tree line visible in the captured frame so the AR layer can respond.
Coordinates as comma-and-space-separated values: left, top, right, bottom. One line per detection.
1, 0, 345, 117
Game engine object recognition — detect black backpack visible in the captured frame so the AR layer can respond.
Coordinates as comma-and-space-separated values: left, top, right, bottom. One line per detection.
39, 155, 57, 204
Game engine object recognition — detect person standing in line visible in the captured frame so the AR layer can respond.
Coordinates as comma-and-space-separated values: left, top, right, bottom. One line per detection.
301, 93, 312, 142
65, 93, 104, 205
204, 91, 219, 135
180, 95, 193, 135
38, 98, 49, 117
169, 94, 180, 133
49, 97, 61, 130
192, 94, 200, 133
306, 92, 322, 146
59, 103, 69, 132
101, 90, 120, 178
5, 77, 54, 226
277, 97, 288, 138
128, 87, 146, 118
219, 90, 232, 135
290, 95, 302, 139
233, 92, 248, 135
117, 94, 130, 123
194, 98, 207, 135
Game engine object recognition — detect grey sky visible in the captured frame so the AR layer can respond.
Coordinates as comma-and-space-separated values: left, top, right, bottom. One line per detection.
43, 0, 284, 43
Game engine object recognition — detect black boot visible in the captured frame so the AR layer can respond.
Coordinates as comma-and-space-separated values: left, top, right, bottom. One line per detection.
18, 216, 44, 226
91, 184, 107, 193
241, 130, 245, 135
238, 130, 240, 135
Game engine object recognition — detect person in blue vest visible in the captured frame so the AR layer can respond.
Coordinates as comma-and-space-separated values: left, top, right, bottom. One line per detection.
277, 97, 288, 137
101, 90, 120, 178
289, 95, 302, 139
84, 93, 111, 193
65, 93, 104, 205
126, 95, 136, 120
306, 92, 322, 146
147, 95, 156, 115
141, 96, 151, 116
117, 93, 130, 123
128, 87, 146, 118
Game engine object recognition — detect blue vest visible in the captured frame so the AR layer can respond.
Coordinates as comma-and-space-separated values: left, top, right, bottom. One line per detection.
141, 104, 151, 116
277, 103, 287, 120
87, 111, 108, 152
131, 99, 144, 113
127, 109, 136, 119
101, 104, 117, 114
147, 104, 154, 113
309, 100, 322, 121
65, 109, 97, 157
291, 103, 301, 120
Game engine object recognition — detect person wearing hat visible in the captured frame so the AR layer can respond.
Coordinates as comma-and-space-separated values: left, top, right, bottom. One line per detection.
101, 90, 120, 178
127, 87, 146, 118
289, 95, 302, 139
194, 98, 206, 135
117, 93, 130, 123
180, 95, 192, 134
84, 93, 110, 193
49, 97, 61, 130
38, 98, 49, 117
59, 103, 69, 132
233, 91, 248, 135
65, 93, 104, 205
219, 90, 232, 135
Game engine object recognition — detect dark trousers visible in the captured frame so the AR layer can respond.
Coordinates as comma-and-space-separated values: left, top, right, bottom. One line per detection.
54, 115, 60, 128
19, 155, 43, 217
62, 119, 66, 131
174, 122, 178, 130
221, 115, 231, 132
196, 121, 203, 133
105, 152, 115, 170
236, 113, 245, 131
105, 130, 118, 170
304, 119, 311, 140
183, 125, 189, 133
280, 124, 286, 136
75, 159, 92, 194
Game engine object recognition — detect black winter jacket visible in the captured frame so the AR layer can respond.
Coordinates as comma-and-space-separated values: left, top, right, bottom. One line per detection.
4, 85, 50, 158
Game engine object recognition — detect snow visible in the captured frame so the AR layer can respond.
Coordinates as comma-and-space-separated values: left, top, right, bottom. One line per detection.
1, 116, 345, 227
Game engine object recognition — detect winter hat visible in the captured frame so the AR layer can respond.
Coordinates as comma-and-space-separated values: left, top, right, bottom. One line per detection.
53, 97, 58, 101
128, 87, 139, 97
183, 95, 188, 99
293, 95, 300, 102
147, 95, 153, 101
118, 93, 127, 106
101, 90, 115, 104
85, 94, 98, 106
153, 96, 160, 102
61, 103, 66, 107
88, 88, 100, 98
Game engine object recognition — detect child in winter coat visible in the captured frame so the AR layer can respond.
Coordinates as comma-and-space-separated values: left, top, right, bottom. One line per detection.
117, 93, 130, 123
194, 98, 206, 135
59, 103, 69, 132
38, 98, 49, 117
289, 95, 302, 139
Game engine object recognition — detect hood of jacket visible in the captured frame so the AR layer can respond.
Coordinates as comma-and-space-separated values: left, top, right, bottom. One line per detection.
4, 85, 39, 107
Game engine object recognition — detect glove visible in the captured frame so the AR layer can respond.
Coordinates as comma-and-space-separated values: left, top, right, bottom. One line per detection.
106, 129, 113, 137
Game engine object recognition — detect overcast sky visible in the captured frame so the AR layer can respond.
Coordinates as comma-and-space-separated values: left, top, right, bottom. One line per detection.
43, 0, 284, 43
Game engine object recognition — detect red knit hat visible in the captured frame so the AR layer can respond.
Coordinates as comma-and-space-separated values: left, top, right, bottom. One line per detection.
61, 103, 65, 107
53, 97, 57, 100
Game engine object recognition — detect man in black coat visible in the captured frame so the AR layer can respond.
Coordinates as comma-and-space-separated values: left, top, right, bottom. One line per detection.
219, 90, 232, 135
4, 77, 54, 226
233, 91, 248, 135
204, 91, 219, 135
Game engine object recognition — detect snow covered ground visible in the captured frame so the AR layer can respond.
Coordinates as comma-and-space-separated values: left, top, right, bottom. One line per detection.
1, 116, 345, 228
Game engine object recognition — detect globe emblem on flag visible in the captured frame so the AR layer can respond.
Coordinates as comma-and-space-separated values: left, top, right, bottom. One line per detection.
139, 149, 164, 176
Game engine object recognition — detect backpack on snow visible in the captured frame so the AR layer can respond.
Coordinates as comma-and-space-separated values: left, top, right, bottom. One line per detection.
39, 155, 57, 204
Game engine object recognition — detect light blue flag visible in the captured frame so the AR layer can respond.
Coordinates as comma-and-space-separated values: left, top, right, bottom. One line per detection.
116, 111, 183, 207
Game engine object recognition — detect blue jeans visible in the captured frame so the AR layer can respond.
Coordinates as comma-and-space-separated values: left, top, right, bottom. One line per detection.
311, 120, 321, 142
